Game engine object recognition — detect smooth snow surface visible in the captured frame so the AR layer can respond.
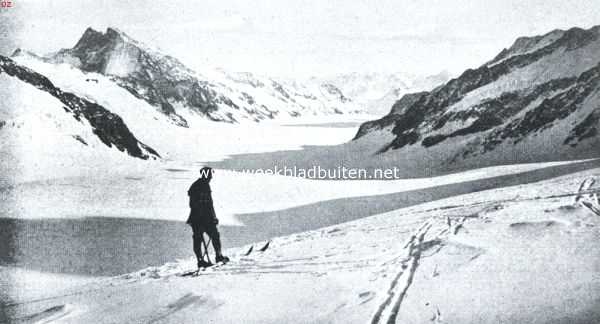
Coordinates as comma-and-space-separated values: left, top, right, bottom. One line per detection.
5, 166, 600, 323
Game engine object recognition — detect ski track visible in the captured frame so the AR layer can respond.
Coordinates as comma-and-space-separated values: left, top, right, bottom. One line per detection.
146, 293, 206, 324
576, 178, 600, 216
3, 276, 125, 308
370, 215, 467, 324
177, 256, 374, 277
15, 304, 72, 324
368, 176, 599, 323
407, 187, 600, 219
7, 177, 599, 323
168, 237, 384, 278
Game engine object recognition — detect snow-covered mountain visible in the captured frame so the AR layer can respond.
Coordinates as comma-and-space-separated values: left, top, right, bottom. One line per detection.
0, 55, 159, 159
0, 26, 372, 174
17, 27, 363, 126
0, 55, 162, 183
210, 69, 357, 117
0, 53, 366, 181
355, 25, 600, 170
311, 71, 450, 115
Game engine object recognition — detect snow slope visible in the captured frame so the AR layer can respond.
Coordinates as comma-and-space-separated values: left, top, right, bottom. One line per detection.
0, 58, 158, 184
5, 165, 600, 323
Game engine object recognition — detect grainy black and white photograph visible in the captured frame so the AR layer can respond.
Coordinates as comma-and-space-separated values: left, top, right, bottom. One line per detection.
1, 0, 600, 323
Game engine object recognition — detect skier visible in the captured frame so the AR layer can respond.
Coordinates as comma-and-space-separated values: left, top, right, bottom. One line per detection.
187, 167, 229, 268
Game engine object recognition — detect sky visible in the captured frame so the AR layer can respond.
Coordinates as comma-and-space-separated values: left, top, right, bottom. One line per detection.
1, 0, 599, 78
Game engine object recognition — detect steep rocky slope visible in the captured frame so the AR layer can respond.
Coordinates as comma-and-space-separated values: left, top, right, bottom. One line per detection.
355, 25, 600, 168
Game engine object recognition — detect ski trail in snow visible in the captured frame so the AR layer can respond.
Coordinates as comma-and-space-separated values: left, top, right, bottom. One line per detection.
178, 258, 369, 277
576, 178, 600, 216
4, 277, 120, 308
370, 220, 433, 324
370, 216, 467, 324
147, 293, 205, 324
580, 200, 600, 216
170, 239, 378, 278
409, 187, 600, 218
383, 225, 432, 324
16, 304, 72, 324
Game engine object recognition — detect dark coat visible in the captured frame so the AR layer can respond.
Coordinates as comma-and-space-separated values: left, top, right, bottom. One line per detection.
186, 178, 217, 227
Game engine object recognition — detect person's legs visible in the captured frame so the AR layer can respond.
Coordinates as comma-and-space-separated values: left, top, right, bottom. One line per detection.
191, 224, 211, 267
205, 225, 228, 262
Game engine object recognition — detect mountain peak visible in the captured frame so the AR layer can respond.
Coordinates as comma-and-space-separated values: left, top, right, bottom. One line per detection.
10, 48, 41, 59
104, 27, 137, 44
105, 27, 121, 37
73, 27, 110, 52
83, 27, 100, 37
73, 27, 141, 51
11, 48, 23, 57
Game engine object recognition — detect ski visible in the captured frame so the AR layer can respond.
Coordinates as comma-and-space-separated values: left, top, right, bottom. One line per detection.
177, 259, 230, 277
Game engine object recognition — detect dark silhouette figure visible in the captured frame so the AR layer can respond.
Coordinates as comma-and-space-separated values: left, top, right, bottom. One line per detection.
187, 167, 228, 267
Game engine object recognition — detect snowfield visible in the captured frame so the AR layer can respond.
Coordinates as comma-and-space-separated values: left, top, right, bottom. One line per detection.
2, 54, 599, 323
3, 55, 590, 225
10, 55, 335, 158
1, 147, 589, 226
4, 165, 600, 323
2, 25, 600, 324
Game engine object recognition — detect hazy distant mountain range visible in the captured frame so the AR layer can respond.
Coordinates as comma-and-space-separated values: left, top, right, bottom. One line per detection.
309, 71, 451, 115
